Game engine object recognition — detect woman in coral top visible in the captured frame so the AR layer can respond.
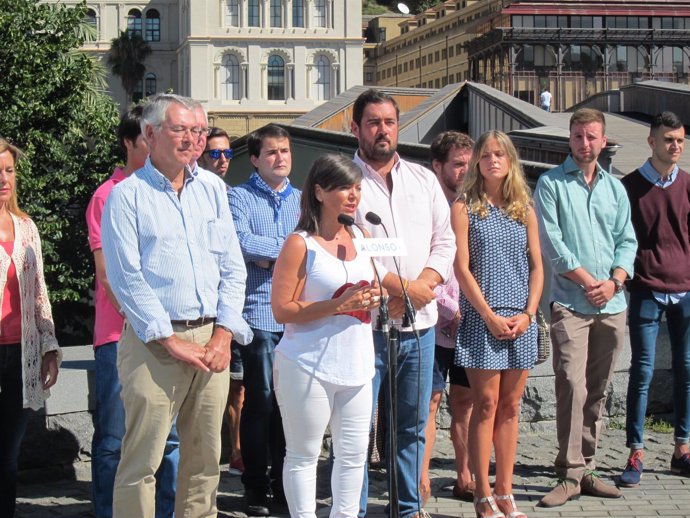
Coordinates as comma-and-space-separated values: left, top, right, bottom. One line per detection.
0, 138, 60, 518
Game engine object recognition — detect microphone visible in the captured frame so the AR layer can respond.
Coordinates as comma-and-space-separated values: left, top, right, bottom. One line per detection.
337, 213, 355, 226
338, 214, 390, 332
364, 211, 417, 332
365, 211, 382, 225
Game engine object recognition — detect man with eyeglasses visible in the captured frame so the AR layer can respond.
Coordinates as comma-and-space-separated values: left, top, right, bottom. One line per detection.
101, 94, 252, 517
227, 124, 301, 516
86, 104, 179, 518
190, 102, 211, 171
199, 127, 233, 182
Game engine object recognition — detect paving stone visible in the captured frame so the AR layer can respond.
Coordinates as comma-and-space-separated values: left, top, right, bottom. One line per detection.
16, 427, 690, 517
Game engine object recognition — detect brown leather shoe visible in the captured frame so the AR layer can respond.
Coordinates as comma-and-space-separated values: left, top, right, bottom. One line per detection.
452, 479, 475, 502
538, 478, 581, 507
580, 471, 622, 498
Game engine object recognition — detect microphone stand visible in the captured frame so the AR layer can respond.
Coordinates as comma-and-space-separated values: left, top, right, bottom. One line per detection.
373, 272, 399, 518
364, 212, 424, 518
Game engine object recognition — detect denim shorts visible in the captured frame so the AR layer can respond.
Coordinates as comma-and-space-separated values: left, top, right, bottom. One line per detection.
432, 345, 470, 392
230, 340, 243, 381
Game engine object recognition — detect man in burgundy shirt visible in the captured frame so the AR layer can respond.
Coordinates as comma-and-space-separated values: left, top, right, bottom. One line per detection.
619, 111, 690, 486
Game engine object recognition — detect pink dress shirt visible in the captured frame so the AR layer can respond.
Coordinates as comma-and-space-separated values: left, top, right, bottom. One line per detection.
434, 273, 460, 349
85, 167, 127, 347
354, 152, 456, 331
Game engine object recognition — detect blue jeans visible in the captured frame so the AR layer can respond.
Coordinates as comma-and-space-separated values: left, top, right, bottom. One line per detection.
239, 329, 286, 492
92, 342, 180, 518
359, 328, 434, 518
626, 291, 690, 449
0, 344, 30, 518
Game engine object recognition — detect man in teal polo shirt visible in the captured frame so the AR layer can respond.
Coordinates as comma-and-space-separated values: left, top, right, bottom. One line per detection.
535, 108, 637, 507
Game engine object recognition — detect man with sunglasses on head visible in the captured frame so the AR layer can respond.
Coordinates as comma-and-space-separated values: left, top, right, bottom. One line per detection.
199, 127, 233, 183
227, 124, 301, 516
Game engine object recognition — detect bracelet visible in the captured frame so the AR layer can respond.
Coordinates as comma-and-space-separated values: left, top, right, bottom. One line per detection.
522, 310, 536, 323
403, 278, 409, 292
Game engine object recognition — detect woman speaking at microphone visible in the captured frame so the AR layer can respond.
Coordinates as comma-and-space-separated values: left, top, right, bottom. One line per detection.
271, 154, 383, 518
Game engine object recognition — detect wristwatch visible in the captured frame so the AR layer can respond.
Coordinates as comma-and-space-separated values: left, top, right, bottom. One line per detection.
610, 277, 624, 294
522, 310, 536, 323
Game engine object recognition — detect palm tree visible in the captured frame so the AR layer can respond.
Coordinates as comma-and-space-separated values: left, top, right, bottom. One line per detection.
107, 30, 152, 103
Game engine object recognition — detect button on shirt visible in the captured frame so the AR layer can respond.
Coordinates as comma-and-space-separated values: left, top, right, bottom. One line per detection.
353, 152, 456, 331
534, 155, 637, 315
101, 158, 252, 344
228, 172, 301, 332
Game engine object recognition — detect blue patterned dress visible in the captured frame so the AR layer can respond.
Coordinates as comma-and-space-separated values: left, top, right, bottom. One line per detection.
455, 205, 537, 370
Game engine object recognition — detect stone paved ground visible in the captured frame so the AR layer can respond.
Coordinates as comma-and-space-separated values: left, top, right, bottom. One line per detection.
16, 427, 690, 517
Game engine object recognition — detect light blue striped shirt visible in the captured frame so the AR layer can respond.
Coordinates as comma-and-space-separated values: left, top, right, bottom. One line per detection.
535, 155, 638, 315
101, 158, 252, 344
228, 172, 301, 332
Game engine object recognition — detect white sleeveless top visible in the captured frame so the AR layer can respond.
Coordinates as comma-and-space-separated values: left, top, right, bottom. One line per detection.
276, 229, 377, 386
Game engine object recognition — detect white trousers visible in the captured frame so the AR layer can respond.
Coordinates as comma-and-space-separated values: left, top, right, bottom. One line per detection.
274, 352, 372, 518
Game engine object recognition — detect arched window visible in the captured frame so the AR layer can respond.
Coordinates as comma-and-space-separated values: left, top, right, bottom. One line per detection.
145, 9, 160, 42
248, 0, 260, 27
267, 55, 285, 100
145, 73, 156, 97
312, 55, 331, 100
313, 0, 327, 28
292, 0, 304, 27
222, 54, 241, 100
127, 9, 142, 37
85, 8, 97, 29
270, 0, 282, 27
225, 0, 239, 27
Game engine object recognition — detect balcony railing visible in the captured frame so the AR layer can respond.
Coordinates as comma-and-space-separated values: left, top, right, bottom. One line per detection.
468, 28, 690, 55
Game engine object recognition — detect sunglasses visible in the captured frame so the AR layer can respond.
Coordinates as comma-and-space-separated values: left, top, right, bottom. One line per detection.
205, 148, 233, 160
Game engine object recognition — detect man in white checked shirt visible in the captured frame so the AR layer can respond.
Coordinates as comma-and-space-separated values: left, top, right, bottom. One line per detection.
228, 124, 301, 517
101, 94, 252, 518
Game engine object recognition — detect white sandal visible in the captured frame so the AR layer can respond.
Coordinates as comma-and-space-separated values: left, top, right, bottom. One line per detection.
473, 495, 506, 518
493, 494, 527, 518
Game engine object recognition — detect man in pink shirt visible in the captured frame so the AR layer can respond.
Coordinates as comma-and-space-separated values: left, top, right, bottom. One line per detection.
86, 105, 179, 518
352, 89, 456, 518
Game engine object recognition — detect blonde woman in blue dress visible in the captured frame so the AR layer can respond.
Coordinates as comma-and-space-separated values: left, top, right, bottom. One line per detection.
451, 131, 543, 518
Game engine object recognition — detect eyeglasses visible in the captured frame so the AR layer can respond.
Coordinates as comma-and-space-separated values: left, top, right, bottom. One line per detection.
205, 148, 233, 160
164, 125, 206, 138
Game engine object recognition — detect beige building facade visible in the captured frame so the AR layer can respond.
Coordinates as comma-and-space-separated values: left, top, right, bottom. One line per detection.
43, 0, 364, 137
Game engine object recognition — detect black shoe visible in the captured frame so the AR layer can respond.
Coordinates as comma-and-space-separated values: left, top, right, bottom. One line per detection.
244, 487, 270, 517
671, 452, 690, 476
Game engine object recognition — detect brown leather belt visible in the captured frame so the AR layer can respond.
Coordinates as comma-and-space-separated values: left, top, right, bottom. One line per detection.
170, 317, 216, 327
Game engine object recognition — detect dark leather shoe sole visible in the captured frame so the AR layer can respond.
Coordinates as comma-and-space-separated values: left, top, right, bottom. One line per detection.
243, 504, 270, 517
452, 484, 474, 502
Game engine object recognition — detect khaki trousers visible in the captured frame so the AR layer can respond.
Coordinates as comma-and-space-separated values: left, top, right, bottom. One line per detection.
551, 303, 626, 481
113, 322, 229, 518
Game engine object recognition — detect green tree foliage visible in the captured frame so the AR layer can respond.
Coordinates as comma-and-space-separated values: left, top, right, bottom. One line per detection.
411, 0, 441, 14
0, 0, 120, 340
107, 30, 152, 103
